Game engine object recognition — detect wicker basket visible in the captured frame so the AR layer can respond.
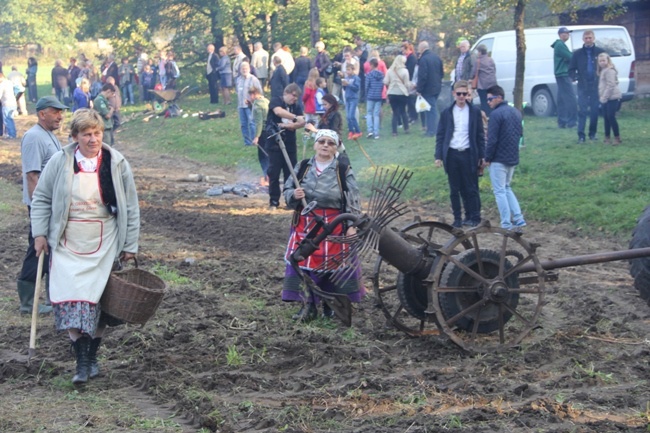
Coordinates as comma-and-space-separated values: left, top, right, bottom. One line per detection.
101, 265, 166, 325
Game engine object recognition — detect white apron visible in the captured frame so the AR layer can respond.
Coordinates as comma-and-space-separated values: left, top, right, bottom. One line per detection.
49, 166, 118, 304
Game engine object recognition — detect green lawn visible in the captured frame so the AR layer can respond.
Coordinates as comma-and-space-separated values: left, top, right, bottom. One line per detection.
115, 91, 649, 237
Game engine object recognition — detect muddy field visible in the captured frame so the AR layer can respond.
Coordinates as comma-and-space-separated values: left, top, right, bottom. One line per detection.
0, 116, 649, 432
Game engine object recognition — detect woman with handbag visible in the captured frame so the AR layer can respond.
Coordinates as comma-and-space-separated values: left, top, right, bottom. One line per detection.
31, 109, 140, 385
472, 45, 497, 115
384, 55, 411, 137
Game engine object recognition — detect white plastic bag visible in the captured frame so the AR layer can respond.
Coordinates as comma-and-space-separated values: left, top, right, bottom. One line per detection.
416, 95, 431, 113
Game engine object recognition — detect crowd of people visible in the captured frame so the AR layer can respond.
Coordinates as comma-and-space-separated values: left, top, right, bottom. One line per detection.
5, 28, 626, 381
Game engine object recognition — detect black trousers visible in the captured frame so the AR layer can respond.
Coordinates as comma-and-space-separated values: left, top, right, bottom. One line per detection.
445, 149, 481, 223
577, 83, 599, 139
207, 73, 219, 104
268, 148, 297, 206
18, 207, 48, 283
388, 94, 409, 134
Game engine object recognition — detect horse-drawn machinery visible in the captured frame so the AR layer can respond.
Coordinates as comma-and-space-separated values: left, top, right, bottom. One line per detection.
288, 167, 650, 353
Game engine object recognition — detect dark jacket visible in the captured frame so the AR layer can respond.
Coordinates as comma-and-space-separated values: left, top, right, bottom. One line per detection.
416, 49, 443, 97
270, 64, 288, 99
568, 44, 605, 89
456, 53, 475, 81
207, 52, 220, 79
485, 101, 522, 166
293, 56, 312, 82
551, 39, 572, 77
314, 51, 331, 77
435, 102, 485, 172
51, 66, 68, 90
405, 53, 417, 80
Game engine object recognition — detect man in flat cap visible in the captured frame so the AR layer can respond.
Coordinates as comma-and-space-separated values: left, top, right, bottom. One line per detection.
17, 96, 68, 314
552, 27, 577, 129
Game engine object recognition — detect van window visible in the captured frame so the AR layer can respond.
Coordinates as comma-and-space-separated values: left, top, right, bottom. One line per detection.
570, 29, 632, 57
473, 38, 495, 56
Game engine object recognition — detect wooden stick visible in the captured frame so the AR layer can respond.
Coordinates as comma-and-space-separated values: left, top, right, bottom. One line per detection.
28, 253, 45, 359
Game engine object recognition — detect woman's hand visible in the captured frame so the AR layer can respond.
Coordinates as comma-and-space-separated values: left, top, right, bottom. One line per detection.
34, 236, 49, 256
293, 187, 305, 200
305, 123, 317, 133
346, 226, 357, 237
120, 252, 136, 262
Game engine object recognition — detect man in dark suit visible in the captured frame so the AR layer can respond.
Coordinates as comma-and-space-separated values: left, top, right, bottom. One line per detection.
206, 44, 220, 104
416, 41, 443, 137
435, 80, 485, 228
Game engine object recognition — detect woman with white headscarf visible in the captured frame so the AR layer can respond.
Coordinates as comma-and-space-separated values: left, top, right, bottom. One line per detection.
282, 129, 364, 322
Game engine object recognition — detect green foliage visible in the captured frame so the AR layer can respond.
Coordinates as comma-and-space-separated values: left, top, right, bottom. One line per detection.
274, 0, 434, 52
1, 0, 84, 49
119, 92, 649, 237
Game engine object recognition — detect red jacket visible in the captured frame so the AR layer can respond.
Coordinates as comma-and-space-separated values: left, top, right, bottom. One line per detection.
302, 85, 317, 114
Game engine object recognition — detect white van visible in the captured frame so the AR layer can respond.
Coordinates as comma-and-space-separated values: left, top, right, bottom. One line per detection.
470, 25, 636, 116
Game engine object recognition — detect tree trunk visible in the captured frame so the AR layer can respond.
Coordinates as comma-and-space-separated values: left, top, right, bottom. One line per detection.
513, 0, 526, 113
310, 0, 320, 47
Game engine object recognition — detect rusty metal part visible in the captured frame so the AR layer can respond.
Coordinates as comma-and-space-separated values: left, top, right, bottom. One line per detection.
517, 247, 650, 273
427, 224, 546, 352
372, 220, 461, 336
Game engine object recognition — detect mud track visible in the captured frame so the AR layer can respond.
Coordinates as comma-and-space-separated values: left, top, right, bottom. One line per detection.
0, 119, 648, 432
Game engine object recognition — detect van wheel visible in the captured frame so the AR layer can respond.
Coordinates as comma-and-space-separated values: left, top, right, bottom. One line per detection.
629, 205, 650, 306
531, 88, 555, 117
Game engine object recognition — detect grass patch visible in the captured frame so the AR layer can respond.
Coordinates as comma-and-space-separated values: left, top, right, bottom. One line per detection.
150, 263, 193, 285
116, 93, 650, 236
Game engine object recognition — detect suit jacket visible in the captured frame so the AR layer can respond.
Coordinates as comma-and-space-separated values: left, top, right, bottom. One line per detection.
207, 52, 220, 79
435, 102, 485, 173
416, 49, 443, 97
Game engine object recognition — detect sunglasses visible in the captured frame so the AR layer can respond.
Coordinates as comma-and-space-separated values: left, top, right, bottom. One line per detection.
317, 139, 337, 146
487, 96, 499, 102
455, 92, 468, 96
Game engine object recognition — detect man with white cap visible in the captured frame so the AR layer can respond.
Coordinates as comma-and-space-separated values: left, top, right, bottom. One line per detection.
552, 27, 577, 129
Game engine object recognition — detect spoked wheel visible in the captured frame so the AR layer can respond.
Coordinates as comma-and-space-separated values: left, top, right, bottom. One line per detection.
372, 220, 469, 336
430, 224, 546, 352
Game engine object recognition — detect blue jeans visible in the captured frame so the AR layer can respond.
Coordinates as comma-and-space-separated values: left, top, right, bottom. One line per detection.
423, 94, 439, 136
238, 107, 255, 146
2, 106, 16, 138
366, 100, 382, 135
346, 98, 360, 133
489, 162, 524, 229
121, 83, 134, 105
577, 83, 599, 139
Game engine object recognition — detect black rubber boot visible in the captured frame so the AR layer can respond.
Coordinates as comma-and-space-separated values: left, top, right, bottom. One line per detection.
72, 336, 91, 384
88, 338, 102, 379
292, 303, 317, 322
17, 280, 52, 315
322, 302, 336, 319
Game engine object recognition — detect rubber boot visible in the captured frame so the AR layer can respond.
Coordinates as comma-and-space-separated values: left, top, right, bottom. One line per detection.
292, 303, 317, 322
17, 280, 52, 315
88, 338, 102, 379
72, 336, 91, 384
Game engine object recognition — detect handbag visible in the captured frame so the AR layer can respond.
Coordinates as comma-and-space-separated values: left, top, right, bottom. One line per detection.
415, 95, 431, 113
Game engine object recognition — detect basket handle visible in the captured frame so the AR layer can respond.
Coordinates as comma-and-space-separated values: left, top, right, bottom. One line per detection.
116, 256, 139, 271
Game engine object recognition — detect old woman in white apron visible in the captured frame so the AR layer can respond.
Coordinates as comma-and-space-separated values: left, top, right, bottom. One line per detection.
31, 108, 140, 384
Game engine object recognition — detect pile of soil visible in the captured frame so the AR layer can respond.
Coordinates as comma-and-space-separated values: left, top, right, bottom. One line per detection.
0, 116, 648, 432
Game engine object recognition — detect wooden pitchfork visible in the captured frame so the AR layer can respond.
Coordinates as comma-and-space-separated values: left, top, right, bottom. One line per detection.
28, 253, 45, 359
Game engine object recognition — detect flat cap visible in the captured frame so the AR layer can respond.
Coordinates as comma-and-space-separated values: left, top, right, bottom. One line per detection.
35, 96, 69, 111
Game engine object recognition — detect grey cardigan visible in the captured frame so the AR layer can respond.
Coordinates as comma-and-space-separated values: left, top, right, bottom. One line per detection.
31, 142, 140, 256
